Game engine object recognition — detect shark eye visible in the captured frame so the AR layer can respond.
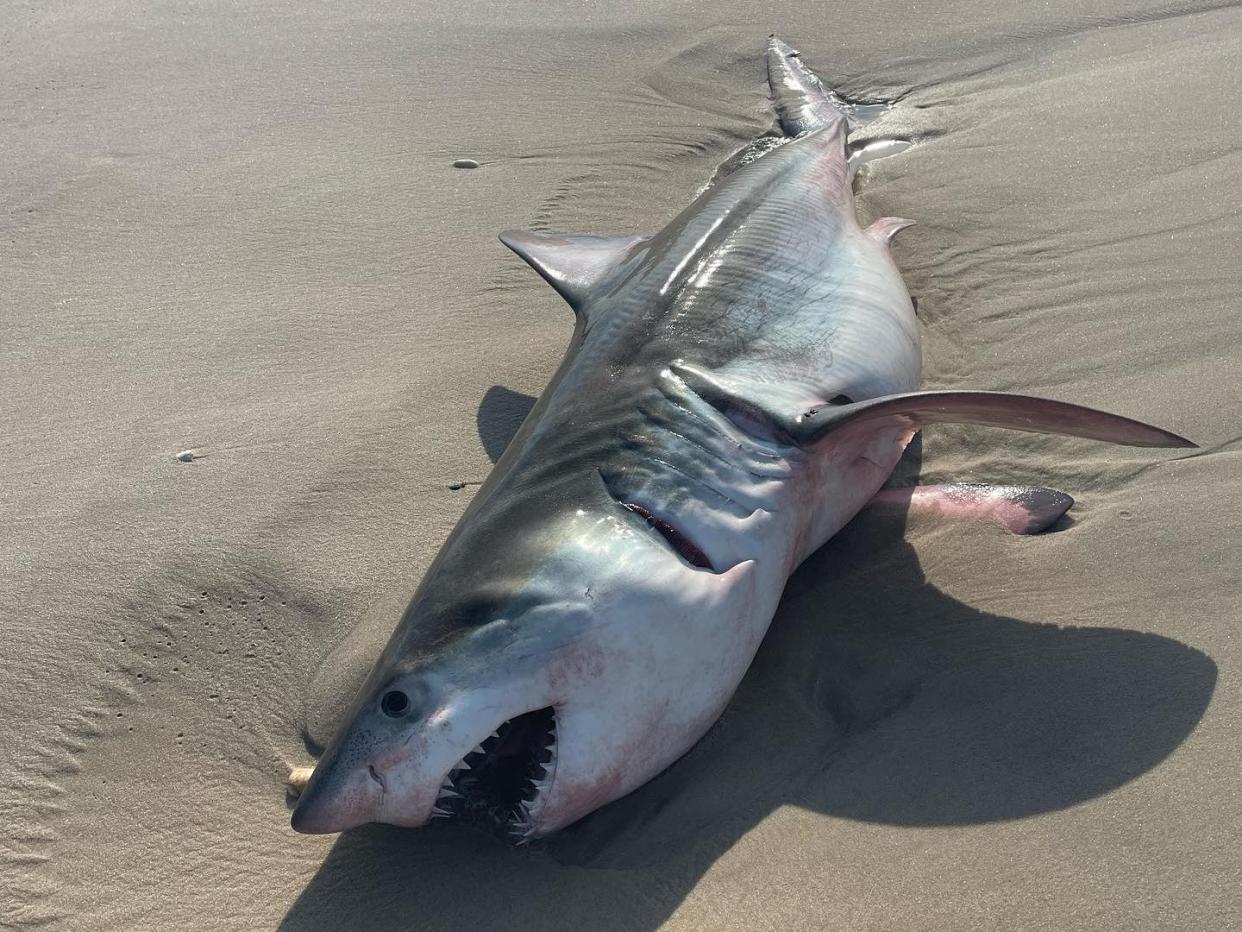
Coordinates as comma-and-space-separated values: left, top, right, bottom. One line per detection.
380, 690, 410, 718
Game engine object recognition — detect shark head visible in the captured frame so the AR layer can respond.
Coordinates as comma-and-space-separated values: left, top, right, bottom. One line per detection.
288, 630, 556, 837
291, 502, 762, 840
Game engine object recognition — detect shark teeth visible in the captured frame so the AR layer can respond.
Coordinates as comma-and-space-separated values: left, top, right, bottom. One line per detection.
429, 707, 557, 840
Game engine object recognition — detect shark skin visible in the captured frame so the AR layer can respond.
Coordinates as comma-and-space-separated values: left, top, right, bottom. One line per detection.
290, 37, 1193, 842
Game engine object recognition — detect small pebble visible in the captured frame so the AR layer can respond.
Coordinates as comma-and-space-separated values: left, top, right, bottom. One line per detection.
452, 159, 480, 170
176, 450, 195, 462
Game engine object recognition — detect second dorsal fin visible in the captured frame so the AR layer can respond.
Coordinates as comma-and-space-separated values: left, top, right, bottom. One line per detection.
499, 230, 649, 313
865, 217, 915, 247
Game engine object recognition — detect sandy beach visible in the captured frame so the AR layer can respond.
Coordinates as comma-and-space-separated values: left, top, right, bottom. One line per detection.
3, 1, 1240, 928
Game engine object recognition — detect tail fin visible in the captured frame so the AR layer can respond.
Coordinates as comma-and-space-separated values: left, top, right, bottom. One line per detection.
766, 36, 849, 137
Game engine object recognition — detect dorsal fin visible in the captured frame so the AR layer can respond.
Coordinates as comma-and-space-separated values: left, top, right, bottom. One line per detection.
865, 217, 915, 246
499, 230, 649, 312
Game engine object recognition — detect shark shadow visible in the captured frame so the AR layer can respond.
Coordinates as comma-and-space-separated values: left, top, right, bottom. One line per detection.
476, 385, 538, 464
279, 396, 1215, 931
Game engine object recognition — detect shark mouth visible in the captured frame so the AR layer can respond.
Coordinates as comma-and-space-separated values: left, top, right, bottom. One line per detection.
431, 706, 557, 840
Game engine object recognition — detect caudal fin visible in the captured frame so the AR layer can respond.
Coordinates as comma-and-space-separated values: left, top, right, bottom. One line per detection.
766, 36, 849, 137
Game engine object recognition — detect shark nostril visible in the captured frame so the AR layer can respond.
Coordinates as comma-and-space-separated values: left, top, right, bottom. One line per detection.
368, 765, 385, 789
380, 690, 409, 717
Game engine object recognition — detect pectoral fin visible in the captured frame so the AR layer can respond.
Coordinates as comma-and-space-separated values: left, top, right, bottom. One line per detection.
669, 364, 1195, 450
797, 391, 1196, 448
867, 483, 1074, 534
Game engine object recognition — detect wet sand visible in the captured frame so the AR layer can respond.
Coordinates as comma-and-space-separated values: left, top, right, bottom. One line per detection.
3, 1, 1240, 929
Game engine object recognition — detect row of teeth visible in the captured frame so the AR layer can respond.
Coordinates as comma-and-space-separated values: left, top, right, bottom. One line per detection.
428, 737, 488, 819
510, 757, 556, 842
428, 721, 558, 836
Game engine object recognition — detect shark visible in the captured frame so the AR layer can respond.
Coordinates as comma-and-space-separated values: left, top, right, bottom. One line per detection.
290, 37, 1193, 840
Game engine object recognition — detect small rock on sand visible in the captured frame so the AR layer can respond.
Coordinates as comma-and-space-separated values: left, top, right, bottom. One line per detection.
287, 766, 314, 796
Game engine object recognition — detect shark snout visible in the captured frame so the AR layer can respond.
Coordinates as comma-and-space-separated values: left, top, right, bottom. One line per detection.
290, 756, 384, 834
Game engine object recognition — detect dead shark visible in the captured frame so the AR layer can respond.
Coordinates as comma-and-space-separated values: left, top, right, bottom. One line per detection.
290, 37, 1193, 840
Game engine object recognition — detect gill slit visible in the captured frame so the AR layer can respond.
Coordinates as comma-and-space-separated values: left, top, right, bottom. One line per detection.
596, 468, 720, 573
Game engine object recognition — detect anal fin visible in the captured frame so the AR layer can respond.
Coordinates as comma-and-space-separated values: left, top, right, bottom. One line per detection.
868, 483, 1074, 534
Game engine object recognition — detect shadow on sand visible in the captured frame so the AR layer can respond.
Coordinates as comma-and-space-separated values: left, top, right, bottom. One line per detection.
280, 390, 1215, 931
476, 385, 539, 465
